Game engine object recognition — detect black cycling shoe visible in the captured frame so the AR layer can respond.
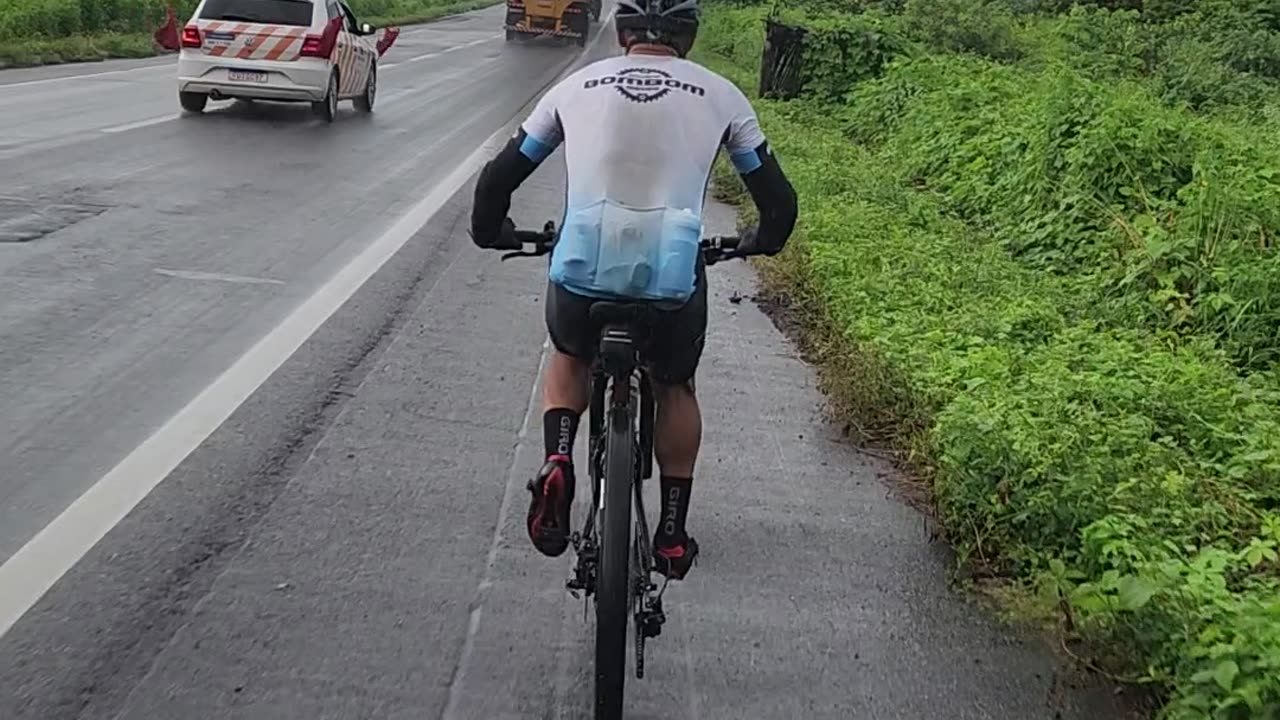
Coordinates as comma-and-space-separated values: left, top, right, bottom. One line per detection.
526, 455, 574, 557
653, 535, 699, 581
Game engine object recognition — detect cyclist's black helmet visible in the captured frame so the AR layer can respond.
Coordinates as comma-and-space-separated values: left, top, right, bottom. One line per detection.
615, 0, 700, 57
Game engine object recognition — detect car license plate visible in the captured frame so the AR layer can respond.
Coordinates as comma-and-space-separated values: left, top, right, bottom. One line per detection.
229, 69, 267, 83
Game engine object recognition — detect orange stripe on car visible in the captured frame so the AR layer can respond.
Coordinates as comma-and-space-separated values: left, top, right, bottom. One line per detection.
208, 23, 248, 56
258, 27, 297, 60
238, 26, 279, 59
265, 28, 304, 60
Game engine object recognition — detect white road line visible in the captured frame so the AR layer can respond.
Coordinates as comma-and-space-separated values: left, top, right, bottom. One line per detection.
0, 26, 492, 88
441, 21, 613, 716
154, 268, 285, 285
0, 114, 513, 641
0, 8, 608, 641
374, 88, 415, 105
0, 63, 172, 91
381, 34, 500, 69
442, 339, 552, 720
101, 115, 178, 134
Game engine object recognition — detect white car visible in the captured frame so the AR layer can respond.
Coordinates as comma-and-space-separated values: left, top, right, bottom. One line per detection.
177, 0, 380, 122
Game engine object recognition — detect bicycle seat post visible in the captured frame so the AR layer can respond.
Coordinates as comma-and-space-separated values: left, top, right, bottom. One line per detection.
598, 326, 638, 379
589, 302, 658, 382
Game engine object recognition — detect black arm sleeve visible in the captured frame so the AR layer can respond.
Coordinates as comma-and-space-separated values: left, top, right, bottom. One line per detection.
469, 129, 543, 248
738, 142, 798, 256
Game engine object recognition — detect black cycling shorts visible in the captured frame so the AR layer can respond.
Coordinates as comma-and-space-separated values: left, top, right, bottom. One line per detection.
544, 261, 708, 386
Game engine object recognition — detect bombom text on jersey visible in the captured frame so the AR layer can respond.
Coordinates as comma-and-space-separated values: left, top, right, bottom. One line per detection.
583, 74, 706, 97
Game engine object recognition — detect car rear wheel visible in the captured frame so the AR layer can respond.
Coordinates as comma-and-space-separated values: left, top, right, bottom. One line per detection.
312, 71, 338, 123
355, 62, 375, 113
179, 91, 207, 114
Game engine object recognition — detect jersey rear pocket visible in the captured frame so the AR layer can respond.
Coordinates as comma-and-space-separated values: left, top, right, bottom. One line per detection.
550, 201, 701, 302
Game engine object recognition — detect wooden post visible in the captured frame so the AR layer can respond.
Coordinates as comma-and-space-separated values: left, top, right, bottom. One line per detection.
759, 18, 808, 100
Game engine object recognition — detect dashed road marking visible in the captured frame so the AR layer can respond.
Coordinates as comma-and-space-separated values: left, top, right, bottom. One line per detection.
0, 107, 522, 641
381, 34, 499, 69
154, 268, 285, 285
102, 115, 179, 134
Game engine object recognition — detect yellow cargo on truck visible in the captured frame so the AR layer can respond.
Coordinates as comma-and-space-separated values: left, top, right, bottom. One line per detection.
505, 0, 600, 46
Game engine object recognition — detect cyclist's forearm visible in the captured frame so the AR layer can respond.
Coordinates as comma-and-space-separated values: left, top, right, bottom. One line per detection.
470, 130, 543, 246
738, 143, 798, 255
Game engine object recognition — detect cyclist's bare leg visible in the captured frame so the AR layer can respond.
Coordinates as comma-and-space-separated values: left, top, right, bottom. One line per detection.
653, 380, 701, 476
526, 348, 591, 557
652, 380, 701, 579
542, 348, 591, 414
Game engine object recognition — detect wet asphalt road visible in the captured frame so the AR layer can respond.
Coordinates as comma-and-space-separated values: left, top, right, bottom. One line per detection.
0, 6, 1130, 719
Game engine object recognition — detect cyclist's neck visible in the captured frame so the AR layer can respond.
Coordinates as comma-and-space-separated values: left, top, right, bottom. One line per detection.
626, 43, 678, 58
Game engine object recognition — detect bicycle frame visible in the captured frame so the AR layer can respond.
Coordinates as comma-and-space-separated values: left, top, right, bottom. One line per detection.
502, 222, 742, 719
565, 308, 668, 694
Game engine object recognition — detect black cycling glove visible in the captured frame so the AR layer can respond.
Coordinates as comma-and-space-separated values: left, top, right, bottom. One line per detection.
737, 225, 781, 257
469, 216, 521, 250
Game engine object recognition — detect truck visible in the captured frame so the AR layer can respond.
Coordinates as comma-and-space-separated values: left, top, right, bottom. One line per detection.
505, 0, 601, 47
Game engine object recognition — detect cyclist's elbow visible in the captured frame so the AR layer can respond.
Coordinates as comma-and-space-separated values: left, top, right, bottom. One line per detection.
470, 160, 521, 249
472, 133, 538, 210
739, 145, 797, 255
753, 176, 797, 256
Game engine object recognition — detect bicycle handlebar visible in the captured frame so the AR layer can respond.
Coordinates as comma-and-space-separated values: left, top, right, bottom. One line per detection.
498, 221, 747, 265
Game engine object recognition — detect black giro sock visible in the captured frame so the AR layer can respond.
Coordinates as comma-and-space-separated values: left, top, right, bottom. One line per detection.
543, 408, 580, 460
656, 475, 693, 545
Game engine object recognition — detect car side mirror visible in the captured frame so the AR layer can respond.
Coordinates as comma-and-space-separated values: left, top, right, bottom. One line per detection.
361, 22, 375, 34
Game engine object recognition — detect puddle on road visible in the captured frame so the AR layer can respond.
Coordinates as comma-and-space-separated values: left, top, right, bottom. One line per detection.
0, 196, 110, 243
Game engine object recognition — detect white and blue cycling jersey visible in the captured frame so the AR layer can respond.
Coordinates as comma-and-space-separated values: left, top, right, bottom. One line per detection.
517, 53, 768, 303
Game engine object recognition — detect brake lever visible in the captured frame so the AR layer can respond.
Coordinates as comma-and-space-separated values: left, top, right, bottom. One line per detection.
500, 249, 541, 261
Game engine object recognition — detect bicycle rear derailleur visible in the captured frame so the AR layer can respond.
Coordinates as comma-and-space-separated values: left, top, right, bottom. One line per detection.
637, 580, 665, 640
634, 575, 667, 679
566, 531, 597, 600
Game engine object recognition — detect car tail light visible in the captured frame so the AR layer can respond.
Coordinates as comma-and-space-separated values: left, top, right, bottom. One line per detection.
181, 25, 202, 48
301, 17, 342, 59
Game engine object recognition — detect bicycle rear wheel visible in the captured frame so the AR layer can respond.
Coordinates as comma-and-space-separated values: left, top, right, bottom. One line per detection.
594, 380, 635, 720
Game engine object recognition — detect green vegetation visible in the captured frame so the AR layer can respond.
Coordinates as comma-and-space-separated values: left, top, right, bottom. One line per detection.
0, 0, 498, 67
349, 0, 504, 27
696, 1, 1280, 717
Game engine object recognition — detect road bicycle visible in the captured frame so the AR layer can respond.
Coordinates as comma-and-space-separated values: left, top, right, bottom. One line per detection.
501, 220, 745, 719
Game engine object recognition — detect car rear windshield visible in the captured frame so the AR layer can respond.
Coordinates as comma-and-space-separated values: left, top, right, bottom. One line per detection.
199, 0, 314, 26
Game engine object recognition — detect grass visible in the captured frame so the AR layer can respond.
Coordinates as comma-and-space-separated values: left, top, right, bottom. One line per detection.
695, 2, 1280, 718
0, 0, 502, 69
0, 31, 155, 67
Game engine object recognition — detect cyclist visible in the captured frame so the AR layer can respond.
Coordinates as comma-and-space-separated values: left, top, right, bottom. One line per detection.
469, 0, 798, 580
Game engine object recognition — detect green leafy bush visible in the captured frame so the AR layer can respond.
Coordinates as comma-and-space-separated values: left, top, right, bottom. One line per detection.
835, 51, 1280, 372
768, 6, 912, 101
901, 0, 1022, 60
0, 0, 478, 41
697, 2, 1280, 716
0, 0, 85, 39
